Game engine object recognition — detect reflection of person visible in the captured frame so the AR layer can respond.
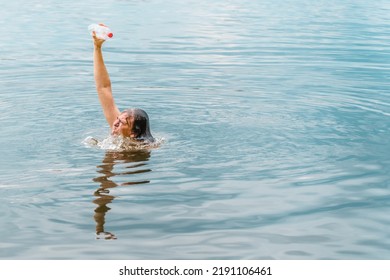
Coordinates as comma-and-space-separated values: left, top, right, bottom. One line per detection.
92, 31, 154, 141
92, 150, 152, 240
93, 191, 116, 240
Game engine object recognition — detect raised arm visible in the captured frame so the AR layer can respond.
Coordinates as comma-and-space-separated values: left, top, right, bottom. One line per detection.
93, 32, 120, 128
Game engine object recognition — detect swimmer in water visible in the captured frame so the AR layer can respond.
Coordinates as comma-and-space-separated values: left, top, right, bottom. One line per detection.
92, 31, 154, 142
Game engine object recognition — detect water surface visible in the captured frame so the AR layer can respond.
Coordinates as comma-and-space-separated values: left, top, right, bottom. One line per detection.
1, 0, 390, 259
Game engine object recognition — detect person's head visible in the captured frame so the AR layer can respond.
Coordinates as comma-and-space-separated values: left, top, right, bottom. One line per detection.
111, 108, 153, 141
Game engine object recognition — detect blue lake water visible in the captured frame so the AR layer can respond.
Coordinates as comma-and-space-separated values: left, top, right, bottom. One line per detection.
1, 0, 390, 259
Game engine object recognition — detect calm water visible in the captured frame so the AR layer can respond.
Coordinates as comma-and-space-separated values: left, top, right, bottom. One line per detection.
1, 0, 390, 259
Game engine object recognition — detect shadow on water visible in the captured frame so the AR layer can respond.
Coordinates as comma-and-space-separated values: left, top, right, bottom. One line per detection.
92, 150, 152, 240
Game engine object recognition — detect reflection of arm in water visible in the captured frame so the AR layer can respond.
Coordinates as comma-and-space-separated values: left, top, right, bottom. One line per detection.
93, 192, 116, 240
92, 32, 121, 129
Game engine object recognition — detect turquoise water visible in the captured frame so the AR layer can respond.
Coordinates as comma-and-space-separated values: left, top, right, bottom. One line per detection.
1, 0, 390, 259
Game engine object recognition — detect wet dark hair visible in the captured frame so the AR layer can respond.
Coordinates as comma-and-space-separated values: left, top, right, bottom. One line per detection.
124, 108, 154, 142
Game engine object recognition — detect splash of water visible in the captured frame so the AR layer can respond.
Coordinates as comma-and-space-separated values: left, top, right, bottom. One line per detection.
82, 135, 163, 151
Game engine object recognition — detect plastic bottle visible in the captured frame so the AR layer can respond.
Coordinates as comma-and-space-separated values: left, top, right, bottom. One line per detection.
88, 23, 113, 40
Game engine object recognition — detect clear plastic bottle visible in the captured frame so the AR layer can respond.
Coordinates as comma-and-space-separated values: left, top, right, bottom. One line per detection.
88, 23, 113, 40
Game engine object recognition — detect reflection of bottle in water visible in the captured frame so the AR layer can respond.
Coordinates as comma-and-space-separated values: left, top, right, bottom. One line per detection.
88, 23, 113, 40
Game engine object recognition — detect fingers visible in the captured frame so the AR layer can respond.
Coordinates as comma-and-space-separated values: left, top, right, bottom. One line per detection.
92, 31, 105, 44
92, 31, 106, 48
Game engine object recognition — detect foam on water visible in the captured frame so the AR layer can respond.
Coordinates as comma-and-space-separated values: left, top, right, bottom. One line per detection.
82, 135, 164, 151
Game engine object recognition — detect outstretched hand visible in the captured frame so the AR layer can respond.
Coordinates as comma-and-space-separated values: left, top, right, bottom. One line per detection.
92, 31, 106, 48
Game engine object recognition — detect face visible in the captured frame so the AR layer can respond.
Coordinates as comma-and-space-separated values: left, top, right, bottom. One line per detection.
112, 112, 130, 137
111, 112, 140, 138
